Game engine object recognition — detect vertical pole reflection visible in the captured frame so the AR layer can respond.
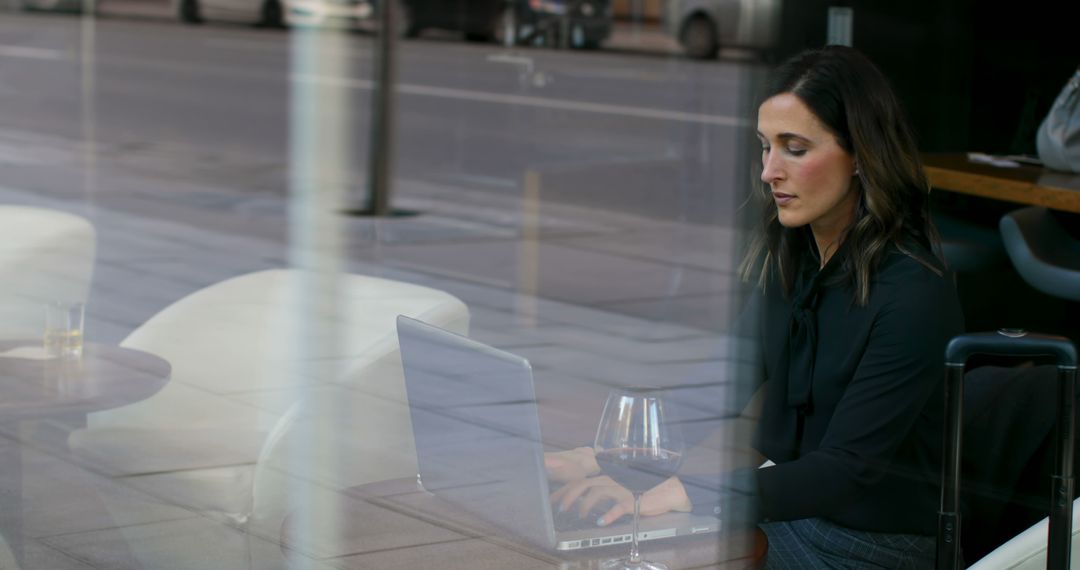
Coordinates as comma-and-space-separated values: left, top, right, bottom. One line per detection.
286, 28, 350, 568
515, 170, 541, 326
365, 0, 398, 216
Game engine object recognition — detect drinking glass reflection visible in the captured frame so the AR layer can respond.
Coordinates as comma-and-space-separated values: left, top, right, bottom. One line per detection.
594, 388, 684, 570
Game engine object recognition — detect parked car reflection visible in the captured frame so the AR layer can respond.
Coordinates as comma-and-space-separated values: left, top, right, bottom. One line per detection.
500, 0, 613, 48
282, 0, 611, 48
663, 0, 777, 59
284, 0, 375, 30
16, 0, 87, 12
173, 0, 285, 27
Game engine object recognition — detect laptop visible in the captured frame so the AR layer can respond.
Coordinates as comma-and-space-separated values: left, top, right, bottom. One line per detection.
396, 315, 722, 551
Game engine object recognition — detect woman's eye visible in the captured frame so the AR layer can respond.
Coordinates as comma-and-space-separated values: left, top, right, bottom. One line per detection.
786, 147, 807, 157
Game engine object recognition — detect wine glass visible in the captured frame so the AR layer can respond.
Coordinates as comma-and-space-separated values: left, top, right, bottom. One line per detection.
594, 387, 684, 570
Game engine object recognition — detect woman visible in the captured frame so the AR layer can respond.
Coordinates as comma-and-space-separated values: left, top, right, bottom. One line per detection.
548, 46, 964, 568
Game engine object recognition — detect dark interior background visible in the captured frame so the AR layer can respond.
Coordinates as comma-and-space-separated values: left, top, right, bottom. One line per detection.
772, 0, 1077, 154
767, 0, 1079, 340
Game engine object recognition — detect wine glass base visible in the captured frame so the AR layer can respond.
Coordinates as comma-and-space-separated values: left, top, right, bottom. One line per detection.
600, 557, 669, 570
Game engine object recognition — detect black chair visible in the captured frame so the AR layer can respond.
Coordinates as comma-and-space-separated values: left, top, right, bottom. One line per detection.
999, 207, 1080, 303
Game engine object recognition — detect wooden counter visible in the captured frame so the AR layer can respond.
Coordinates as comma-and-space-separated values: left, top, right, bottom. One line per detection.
923, 154, 1080, 213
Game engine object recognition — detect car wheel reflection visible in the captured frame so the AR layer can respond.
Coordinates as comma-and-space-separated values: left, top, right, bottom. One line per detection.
259, 0, 285, 27
680, 14, 717, 59
178, 0, 202, 24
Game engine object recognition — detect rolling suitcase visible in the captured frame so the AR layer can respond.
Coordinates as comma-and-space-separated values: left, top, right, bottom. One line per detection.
937, 330, 1078, 570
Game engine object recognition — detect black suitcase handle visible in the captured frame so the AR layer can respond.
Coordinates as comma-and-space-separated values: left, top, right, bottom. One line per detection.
945, 330, 1078, 367
938, 330, 1078, 570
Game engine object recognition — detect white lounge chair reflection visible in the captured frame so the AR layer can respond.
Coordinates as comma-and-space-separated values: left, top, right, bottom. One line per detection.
68, 269, 469, 532
968, 504, 1080, 569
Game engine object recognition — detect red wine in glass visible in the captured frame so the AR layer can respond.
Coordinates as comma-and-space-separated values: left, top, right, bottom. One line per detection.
595, 447, 682, 494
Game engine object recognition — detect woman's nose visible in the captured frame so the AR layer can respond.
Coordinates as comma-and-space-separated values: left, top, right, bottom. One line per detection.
761, 152, 783, 184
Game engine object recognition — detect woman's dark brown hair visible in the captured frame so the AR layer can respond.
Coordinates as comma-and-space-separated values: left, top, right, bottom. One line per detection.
739, 45, 943, 305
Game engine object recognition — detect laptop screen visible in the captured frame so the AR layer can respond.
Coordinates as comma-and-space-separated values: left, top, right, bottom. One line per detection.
397, 315, 557, 548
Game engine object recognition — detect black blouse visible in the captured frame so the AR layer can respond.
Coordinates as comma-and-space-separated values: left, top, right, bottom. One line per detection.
685, 240, 964, 535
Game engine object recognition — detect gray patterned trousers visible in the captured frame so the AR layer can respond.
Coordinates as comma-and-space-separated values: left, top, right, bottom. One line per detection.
760, 517, 936, 569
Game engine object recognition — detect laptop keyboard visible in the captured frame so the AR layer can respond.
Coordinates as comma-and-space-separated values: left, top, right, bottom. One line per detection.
552, 502, 612, 532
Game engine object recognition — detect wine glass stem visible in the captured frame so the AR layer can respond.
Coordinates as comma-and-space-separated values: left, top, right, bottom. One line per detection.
629, 493, 642, 564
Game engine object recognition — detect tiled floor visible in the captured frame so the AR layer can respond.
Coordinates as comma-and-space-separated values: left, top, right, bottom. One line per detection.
0, 138, 746, 567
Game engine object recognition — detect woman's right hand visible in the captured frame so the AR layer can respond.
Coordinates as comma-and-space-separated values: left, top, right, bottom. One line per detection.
549, 475, 692, 526
544, 446, 600, 483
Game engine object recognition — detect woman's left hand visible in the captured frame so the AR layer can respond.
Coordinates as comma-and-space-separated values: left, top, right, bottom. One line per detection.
549, 475, 692, 527
544, 447, 600, 483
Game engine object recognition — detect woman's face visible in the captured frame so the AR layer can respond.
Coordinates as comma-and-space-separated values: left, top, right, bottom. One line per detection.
757, 93, 858, 236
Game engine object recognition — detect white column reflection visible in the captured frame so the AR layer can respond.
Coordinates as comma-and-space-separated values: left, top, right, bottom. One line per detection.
285, 26, 350, 569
